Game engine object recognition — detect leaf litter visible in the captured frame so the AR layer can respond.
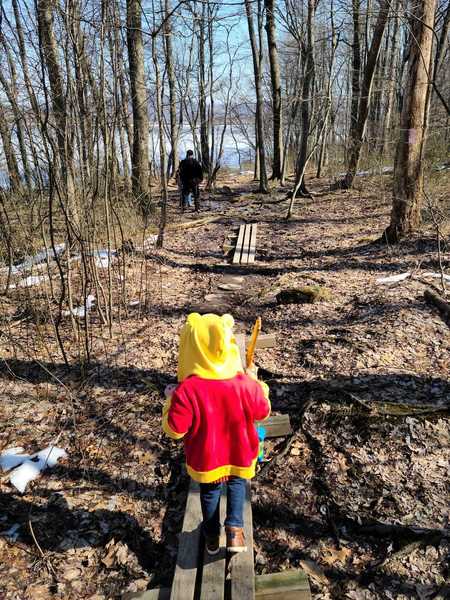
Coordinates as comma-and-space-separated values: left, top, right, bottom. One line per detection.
1, 173, 449, 599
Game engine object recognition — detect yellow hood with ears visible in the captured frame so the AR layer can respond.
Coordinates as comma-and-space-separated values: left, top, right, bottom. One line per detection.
177, 313, 243, 382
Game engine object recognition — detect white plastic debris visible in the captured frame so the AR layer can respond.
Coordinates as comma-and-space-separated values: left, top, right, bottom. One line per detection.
376, 272, 411, 284
62, 294, 95, 318
5, 446, 67, 494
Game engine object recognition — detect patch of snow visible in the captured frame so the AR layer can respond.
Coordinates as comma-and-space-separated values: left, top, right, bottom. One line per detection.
62, 294, 95, 318
3, 243, 66, 275
376, 272, 411, 284
0, 447, 30, 471
422, 272, 450, 282
7, 446, 67, 494
8, 275, 47, 289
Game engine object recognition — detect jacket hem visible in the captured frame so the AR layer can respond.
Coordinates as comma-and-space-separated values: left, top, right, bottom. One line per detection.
187, 459, 257, 483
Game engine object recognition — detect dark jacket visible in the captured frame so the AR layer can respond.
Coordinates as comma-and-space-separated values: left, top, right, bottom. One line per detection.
178, 157, 203, 183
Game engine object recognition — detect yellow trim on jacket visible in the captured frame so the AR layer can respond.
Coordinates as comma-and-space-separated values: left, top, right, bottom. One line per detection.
186, 457, 258, 483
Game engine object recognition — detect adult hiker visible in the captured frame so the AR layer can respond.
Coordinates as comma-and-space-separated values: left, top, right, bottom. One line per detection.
177, 149, 204, 211
162, 312, 270, 555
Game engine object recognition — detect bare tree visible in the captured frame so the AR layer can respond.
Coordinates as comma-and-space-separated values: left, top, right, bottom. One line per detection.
126, 0, 151, 215
384, 0, 437, 242
264, 0, 283, 182
341, 0, 390, 189
244, 0, 268, 193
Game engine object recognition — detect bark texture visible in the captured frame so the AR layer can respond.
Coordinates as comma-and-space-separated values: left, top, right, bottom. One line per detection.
384, 0, 437, 242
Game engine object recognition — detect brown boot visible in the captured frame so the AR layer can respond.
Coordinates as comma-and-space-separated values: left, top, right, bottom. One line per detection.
225, 526, 247, 553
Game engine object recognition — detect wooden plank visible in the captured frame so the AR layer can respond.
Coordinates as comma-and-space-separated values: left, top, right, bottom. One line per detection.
235, 333, 247, 369
200, 489, 227, 600
255, 570, 311, 600
255, 333, 276, 349
247, 224, 257, 264
189, 303, 231, 315
230, 481, 255, 599
123, 588, 171, 600
233, 225, 246, 264
170, 480, 202, 600
256, 414, 292, 438
240, 224, 252, 264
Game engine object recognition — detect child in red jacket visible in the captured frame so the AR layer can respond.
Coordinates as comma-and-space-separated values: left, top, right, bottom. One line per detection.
162, 312, 270, 554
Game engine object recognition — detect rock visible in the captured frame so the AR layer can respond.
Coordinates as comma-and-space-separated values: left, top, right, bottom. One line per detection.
276, 286, 332, 305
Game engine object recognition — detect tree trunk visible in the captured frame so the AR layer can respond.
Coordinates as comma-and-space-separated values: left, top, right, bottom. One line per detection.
244, 0, 268, 193
164, 0, 179, 178
342, 0, 390, 188
36, 0, 77, 224
126, 0, 151, 214
0, 104, 21, 192
264, 0, 283, 182
348, 0, 361, 165
384, 0, 437, 242
198, 1, 210, 173
291, 0, 316, 198
380, 0, 401, 156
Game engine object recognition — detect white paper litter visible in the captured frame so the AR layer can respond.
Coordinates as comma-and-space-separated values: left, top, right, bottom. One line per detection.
376, 272, 411, 284
4, 446, 67, 493
62, 294, 95, 318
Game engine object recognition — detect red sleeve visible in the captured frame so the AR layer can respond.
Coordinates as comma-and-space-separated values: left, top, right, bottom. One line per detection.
247, 376, 271, 421
162, 388, 193, 440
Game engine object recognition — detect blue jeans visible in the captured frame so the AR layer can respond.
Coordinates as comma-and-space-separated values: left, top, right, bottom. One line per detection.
199, 477, 246, 537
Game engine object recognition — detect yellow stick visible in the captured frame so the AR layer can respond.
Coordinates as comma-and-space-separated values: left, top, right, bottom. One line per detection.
246, 317, 262, 368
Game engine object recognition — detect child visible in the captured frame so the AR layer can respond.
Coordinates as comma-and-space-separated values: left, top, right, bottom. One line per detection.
162, 312, 270, 555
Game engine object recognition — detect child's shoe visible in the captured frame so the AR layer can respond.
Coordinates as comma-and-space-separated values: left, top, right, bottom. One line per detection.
205, 535, 220, 556
225, 527, 247, 553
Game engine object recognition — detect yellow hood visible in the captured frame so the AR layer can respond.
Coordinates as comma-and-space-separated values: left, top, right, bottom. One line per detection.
177, 313, 243, 382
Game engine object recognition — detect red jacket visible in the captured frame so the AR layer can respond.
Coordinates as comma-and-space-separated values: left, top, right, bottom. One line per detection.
162, 373, 270, 483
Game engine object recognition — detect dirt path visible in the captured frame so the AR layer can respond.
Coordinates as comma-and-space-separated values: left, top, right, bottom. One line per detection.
1, 175, 449, 599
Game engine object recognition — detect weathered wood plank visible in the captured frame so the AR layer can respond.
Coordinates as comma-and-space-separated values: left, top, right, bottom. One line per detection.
256, 414, 292, 438
255, 333, 276, 349
200, 489, 227, 600
240, 224, 252, 264
230, 481, 255, 599
123, 588, 171, 600
190, 303, 230, 316
233, 225, 246, 264
235, 333, 247, 369
255, 569, 311, 600
169, 480, 202, 600
247, 224, 257, 264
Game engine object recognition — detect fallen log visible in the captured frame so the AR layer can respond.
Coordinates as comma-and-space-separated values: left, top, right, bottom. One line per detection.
167, 215, 222, 230
424, 289, 450, 322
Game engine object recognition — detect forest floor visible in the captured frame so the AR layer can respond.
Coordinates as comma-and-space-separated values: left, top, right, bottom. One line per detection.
0, 170, 449, 600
